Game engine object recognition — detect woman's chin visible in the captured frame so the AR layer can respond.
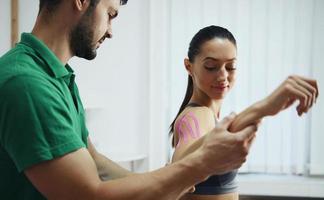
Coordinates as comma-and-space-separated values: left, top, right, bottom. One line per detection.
209, 87, 230, 98
210, 92, 228, 100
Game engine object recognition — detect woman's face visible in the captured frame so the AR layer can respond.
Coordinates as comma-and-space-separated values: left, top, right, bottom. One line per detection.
188, 38, 237, 100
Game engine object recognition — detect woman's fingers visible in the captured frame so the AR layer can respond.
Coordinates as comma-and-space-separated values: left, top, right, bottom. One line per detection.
291, 76, 318, 106
293, 75, 319, 99
284, 76, 319, 115
264, 75, 318, 117
283, 97, 296, 110
290, 80, 313, 110
285, 84, 308, 115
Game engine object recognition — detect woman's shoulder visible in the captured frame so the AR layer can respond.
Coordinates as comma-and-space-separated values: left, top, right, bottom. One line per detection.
175, 106, 215, 132
180, 106, 214, 119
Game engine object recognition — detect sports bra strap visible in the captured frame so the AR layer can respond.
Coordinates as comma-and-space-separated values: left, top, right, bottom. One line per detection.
186, 102, 202, 108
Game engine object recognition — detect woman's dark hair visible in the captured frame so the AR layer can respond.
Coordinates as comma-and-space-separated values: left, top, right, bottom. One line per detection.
169, 25, 237, 147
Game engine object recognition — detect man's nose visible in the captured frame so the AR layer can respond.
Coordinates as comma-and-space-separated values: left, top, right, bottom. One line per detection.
106, 32, 112, 38
106, 27, 113, 38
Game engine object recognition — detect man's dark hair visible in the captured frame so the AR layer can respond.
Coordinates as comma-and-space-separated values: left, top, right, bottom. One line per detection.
39, 0, 61, 13
120, 0, 128, 5
39, 0, 127, 13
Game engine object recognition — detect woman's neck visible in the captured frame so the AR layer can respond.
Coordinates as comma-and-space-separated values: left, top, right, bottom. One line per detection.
190, 92, 223, 118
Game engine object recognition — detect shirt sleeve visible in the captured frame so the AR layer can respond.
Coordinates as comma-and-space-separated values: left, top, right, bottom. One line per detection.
0, 75, 86, 172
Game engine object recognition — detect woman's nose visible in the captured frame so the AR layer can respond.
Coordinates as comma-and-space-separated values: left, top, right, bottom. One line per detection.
216, 67, 228, 82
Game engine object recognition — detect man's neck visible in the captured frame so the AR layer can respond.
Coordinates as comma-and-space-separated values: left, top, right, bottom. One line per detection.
31, 16, 73, 65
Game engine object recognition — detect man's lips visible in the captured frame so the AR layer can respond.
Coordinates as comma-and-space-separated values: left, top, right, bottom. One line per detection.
98, 37, 105, 44
96, 37, 106, 49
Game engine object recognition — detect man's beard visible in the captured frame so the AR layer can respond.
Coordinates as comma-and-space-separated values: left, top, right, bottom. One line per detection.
70, 10, 97, 60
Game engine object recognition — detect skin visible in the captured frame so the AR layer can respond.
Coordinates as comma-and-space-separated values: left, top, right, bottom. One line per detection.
22, 0, 259, 199
188, 38, 237, 108
173, 38, 239, 160
172, 38, 319, 200
174, 38, 240, 200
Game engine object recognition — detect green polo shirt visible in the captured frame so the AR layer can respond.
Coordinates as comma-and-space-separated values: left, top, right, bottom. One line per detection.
0, 33, 89, 199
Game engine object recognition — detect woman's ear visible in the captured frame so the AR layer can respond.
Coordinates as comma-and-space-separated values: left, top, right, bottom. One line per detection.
184, 58, 193, 77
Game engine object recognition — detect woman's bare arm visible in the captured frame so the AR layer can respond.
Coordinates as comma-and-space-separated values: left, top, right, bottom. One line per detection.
230, 75, 318, 132
174, 75, 319, 160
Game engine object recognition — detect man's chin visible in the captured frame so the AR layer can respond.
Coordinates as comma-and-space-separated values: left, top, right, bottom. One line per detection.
77, 49, 97, 60
84, 54, 97, 60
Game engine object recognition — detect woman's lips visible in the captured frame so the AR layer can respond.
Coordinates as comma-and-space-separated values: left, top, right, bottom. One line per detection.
211, 85, 229, 91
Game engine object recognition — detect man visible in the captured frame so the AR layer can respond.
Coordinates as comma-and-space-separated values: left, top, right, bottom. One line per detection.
0, 0, 257, 199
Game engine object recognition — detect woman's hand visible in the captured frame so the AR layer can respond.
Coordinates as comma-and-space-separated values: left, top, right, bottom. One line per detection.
228, 75, 318, 133
260, 75, 319, 116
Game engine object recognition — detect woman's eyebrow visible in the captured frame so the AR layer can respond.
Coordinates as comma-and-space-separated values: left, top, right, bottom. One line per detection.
203, 57, 236, 62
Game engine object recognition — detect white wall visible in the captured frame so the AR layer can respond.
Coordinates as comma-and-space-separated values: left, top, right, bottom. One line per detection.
146, 0, 172, 170
70, 0, 150, 168
18, 0, 38, 34
310, 0, 324, 175
0, 0, 11, 53
0, 0, 38, 53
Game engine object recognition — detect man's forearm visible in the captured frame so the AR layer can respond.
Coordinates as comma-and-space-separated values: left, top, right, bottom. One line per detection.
25, 146, 207, 200
87, 138, 132, 180
96, 152, 206, 200
94, 152, 133, 180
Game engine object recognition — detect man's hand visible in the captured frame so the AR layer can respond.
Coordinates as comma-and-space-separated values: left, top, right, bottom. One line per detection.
198, 113, 257, 176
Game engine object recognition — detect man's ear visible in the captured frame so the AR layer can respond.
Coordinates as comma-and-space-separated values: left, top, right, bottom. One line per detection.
184, 58, 193, 77
74, 0, 90, 12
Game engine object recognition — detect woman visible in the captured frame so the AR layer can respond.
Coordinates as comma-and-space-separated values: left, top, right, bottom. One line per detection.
170, 25, 318, 200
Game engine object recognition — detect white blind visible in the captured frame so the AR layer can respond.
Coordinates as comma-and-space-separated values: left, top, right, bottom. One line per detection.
168, 0, 324, 175
309, 0, 324, 176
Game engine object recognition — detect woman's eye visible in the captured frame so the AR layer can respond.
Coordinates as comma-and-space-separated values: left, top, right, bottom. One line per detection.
204, 66, 217, 71
204, 63, 237, 71
226, 67, 236, 71
226, 64, 237, 71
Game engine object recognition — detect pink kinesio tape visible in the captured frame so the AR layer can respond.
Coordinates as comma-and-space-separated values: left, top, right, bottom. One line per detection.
175, 112, 201, 148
